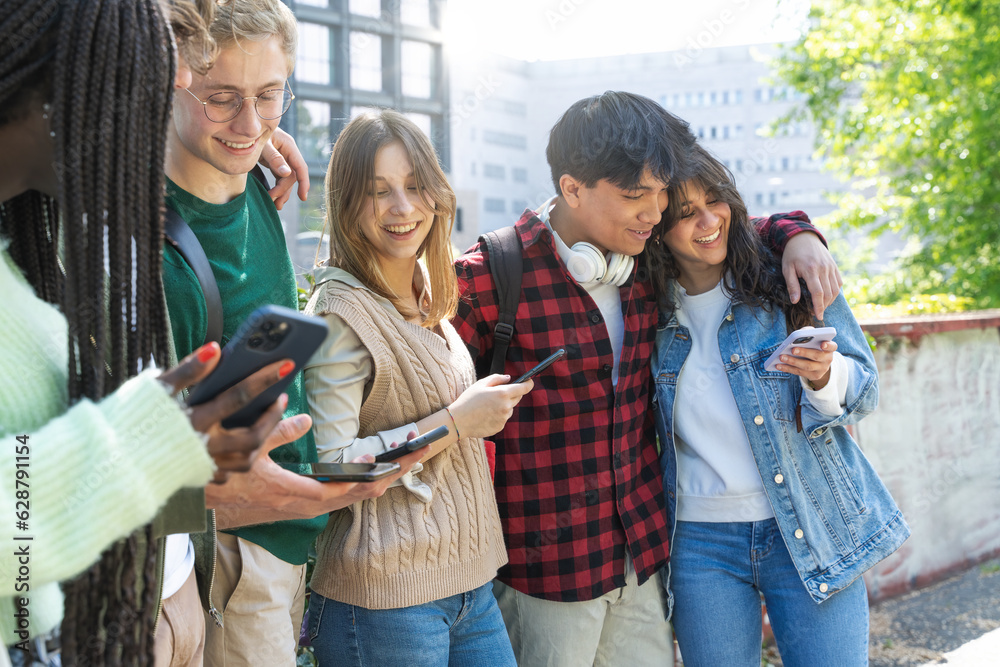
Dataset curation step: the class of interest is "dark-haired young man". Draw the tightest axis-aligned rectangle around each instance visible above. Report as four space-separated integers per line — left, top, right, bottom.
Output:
453 91 840 665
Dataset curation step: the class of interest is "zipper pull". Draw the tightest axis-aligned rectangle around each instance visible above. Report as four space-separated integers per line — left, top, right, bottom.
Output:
209 606 224 628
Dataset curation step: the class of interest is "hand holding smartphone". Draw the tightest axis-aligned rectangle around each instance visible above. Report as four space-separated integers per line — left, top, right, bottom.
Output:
373 425 450 463
186 305 328 428
278 461 400 482
513 348 566 384
763 327 837 372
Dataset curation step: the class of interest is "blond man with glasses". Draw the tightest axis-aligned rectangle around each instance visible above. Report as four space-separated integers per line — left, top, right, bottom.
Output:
161 1 324 665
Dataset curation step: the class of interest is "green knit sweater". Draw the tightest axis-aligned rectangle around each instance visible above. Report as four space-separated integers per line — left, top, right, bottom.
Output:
0 246 214 645
162 177 326 564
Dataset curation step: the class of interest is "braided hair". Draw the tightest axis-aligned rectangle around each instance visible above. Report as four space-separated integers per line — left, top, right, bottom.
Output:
0 0 175 663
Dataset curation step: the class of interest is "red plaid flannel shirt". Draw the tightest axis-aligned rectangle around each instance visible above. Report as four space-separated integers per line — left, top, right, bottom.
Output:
453 209 820 602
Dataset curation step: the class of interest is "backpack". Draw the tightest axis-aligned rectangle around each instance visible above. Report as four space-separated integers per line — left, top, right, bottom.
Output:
478 225 523 377
163 165 270 345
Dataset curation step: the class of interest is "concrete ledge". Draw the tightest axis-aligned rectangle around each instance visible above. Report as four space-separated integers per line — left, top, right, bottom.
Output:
859 309 1000 342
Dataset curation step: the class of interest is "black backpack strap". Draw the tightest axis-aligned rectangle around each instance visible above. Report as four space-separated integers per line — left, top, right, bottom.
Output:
249 164 270 190
164 208 224 345
479 226 523 376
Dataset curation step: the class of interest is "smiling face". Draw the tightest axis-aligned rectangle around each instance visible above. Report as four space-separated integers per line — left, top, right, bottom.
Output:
167 36 289 200
359 139 435 278
557 166 668 256
661 180 731 294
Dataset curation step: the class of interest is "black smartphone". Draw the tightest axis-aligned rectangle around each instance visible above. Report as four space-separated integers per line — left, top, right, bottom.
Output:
278 461 400 482
186 305 329 428
513 348 567 384
373 425 450 463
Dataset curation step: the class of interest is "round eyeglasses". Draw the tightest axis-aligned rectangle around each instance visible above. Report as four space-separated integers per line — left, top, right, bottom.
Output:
183 87 295 123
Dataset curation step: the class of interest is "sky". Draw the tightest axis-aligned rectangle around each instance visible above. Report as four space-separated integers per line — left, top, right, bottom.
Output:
444 0 812 62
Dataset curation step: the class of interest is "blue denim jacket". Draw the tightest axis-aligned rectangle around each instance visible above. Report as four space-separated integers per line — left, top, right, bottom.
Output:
653 290 909 611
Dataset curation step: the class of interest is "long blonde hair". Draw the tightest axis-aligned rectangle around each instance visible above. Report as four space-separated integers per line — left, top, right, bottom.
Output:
323 109 459 328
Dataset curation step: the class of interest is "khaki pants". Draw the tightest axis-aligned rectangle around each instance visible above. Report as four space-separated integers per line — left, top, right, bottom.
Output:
493 556 674 667
203 533 306 667
154 568 205 667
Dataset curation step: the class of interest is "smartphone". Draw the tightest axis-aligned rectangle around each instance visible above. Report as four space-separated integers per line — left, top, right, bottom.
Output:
763 327 837 372
373 425 450 463
186 305 329 428
278 461 400 482
513 348 567 384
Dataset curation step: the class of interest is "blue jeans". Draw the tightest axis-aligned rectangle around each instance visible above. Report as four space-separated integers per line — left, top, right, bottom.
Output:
308 581 516 667
669 519 869 667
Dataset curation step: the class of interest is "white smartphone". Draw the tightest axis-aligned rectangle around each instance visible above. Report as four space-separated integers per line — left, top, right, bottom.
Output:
763 327 837 372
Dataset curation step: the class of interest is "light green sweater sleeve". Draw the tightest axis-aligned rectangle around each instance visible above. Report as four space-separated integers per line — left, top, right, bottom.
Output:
1 369 214 593
0 370 214 643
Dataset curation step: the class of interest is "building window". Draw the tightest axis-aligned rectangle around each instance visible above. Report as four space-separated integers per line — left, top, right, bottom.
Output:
483 130 527 150
734 124 744 139
755 193 764 206
484 99 528 116
401 0 433 27
697 127 705 139
512 200 529 214
781 157 790 171
710 126 717 140
455 207 463 232
722 125 730 140
684 92 692 107
406 112 432 139
349 0 382 18
709 91 717 106
734 89 743 104
722 90 730 105
512 168 528 183
736 159 744 173
296 100 331 164
483 163 506 179
401 41 433 98
769 192 776 205
696 91 705 106
349 32 382 92
484 198 505 214
297 22 331 85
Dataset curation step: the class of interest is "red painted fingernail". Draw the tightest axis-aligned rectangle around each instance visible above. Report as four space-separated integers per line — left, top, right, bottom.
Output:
197 342 220 363
278 361 295 378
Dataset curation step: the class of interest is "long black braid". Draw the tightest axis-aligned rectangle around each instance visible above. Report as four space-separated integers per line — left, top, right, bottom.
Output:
0 0 175 664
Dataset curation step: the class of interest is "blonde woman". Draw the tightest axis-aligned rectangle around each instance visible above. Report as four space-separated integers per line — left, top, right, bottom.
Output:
303 110 529 666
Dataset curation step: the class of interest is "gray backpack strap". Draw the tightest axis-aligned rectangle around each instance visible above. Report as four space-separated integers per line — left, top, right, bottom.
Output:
164 208 223 345
479 226 523 377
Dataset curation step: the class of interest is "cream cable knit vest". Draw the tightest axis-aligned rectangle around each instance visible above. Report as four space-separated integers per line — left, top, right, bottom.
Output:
306 278 507 609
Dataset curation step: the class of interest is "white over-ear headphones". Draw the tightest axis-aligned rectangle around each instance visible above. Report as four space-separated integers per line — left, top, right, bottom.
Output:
565 242 634 287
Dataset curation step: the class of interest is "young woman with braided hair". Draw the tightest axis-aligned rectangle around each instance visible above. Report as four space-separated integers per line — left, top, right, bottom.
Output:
0 0 307 664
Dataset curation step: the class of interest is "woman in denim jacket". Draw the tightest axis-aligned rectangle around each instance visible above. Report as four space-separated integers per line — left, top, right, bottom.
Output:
646 146 910 666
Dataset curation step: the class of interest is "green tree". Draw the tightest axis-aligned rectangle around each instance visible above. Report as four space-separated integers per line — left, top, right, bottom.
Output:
776 0 1000 308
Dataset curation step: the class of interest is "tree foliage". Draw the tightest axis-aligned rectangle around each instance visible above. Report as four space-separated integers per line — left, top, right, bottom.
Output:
776 0 1000 308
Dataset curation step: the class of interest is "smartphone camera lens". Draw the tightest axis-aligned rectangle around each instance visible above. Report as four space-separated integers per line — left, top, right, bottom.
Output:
792 336 814 345
248 333 265 348
266 321 289 346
